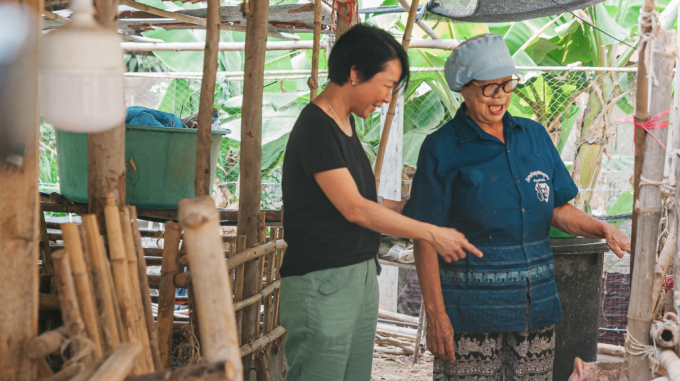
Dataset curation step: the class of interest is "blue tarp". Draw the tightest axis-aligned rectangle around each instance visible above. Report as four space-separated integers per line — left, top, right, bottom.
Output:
125 106 186 128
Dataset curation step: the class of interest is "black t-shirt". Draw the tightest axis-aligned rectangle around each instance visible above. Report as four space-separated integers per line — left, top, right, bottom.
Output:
280 103 380 277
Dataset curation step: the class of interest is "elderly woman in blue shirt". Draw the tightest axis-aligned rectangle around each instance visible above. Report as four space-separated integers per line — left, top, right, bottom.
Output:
403 34 631 381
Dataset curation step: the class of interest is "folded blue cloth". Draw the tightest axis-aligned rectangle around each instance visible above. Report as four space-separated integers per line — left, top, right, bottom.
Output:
125 106 186 128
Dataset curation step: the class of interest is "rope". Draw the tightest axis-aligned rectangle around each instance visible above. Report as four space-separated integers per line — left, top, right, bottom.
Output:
625 332 660 374
60 329 95 367
638 8 662 86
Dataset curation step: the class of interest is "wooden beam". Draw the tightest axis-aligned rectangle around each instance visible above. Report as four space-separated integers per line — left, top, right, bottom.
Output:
238 0 269 377
0 1 41 379
194 0 221 197
627 29 677 381
90 0 126 235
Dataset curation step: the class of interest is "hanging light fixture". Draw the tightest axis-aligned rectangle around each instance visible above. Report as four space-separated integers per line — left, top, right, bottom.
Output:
39 0 125 132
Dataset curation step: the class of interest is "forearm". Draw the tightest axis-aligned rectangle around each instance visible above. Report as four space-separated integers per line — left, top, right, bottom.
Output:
551 203 609 239
414 239 446 315
348 198 435 242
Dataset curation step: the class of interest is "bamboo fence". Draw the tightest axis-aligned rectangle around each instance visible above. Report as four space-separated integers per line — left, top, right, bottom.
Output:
39 198 287 380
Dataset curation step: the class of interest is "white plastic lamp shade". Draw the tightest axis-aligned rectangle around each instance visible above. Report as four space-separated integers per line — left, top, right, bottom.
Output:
39 0 125 133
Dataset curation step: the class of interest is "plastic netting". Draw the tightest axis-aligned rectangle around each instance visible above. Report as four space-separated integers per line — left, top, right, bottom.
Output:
423 0 604 22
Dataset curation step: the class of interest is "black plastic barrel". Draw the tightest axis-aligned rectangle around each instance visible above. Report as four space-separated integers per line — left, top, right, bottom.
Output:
551 238 610 381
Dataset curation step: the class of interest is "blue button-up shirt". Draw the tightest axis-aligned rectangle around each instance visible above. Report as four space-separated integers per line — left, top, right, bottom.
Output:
403 104 578 333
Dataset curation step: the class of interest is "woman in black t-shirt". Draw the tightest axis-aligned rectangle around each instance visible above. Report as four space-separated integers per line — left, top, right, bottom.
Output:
279 25 483 381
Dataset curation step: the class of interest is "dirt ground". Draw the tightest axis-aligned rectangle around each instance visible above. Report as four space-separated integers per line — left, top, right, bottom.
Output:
371 352 434 381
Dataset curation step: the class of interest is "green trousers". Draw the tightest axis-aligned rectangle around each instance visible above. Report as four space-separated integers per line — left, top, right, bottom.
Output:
280 258 379 381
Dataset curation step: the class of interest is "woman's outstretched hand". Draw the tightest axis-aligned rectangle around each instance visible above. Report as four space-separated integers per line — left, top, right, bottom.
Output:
431 227 483 262
604 225 630 258
426 311 456 362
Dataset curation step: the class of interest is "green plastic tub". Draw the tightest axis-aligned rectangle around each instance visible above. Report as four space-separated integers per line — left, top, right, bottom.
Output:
56 125 228 209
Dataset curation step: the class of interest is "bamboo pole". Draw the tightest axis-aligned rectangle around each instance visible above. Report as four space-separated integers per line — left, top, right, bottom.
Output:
659 349 680 381
233 235 246 336
274 229 285 327
262 229 276 333
239 326 286 358
81 215 121 352
395 0 439 39
120 209 154 372
62 223 104 362
129 207 162 371
412 302 425 364
0 1 41 379
308 0 323 100
238 0 269 375
104 194 144 375
653 219 677 314
157 221 181 370
627 29 677 381
373 0 420 193
89 341 143 381
630 0 658 283
123 361 238 381
90 0 126 236
178 196 243 379
194 0 221 197
52 250 90 361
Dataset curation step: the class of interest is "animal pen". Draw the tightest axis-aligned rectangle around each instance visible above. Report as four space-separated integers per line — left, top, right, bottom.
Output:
5 0 680 380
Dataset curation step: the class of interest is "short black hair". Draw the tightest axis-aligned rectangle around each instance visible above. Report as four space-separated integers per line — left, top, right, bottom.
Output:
328 24 410 90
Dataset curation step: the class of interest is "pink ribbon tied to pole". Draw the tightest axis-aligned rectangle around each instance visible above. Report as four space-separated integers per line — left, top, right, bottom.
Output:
615 109 670 154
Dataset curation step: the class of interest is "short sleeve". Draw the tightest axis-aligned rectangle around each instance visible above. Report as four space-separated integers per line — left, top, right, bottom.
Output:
542 129 578 207
295 119 347 177
403 138 451 227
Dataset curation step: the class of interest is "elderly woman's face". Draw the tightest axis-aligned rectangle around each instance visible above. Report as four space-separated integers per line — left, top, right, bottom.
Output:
350 59 402 119
460 76 513 126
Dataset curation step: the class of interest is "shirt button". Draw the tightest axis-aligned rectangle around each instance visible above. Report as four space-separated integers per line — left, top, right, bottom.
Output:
515 176 519 182
507 148 510 152
523 242 526 246
521 208 525 213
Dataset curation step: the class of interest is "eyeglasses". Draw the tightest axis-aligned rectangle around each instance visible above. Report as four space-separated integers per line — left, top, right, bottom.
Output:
471 79 519 97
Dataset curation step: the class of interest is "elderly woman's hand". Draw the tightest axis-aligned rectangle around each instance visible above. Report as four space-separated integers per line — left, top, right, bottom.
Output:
426 310 456 362
604 224 630 258
430 227 484 263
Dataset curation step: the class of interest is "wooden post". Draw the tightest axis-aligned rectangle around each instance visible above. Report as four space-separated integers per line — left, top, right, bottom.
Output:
630 0 657 281
89 0 126 234
373 0 420 194
627 29 677 381
62 223 104 362
308 0 323 101
157 221 181 369
81 215 120 352
194 0 221 196
178 196 243 380
0 1 41 380
233 235 246 336
238 0 268 376
129 207 163 371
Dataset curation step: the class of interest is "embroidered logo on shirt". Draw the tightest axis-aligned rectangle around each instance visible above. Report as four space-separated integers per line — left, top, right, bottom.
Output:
525 171 550 203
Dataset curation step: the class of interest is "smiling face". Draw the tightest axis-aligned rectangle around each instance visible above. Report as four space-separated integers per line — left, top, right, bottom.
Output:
460 75 513 128
349 59 402 119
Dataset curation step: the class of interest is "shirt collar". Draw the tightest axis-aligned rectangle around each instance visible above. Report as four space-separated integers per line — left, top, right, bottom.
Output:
452 102 525 145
